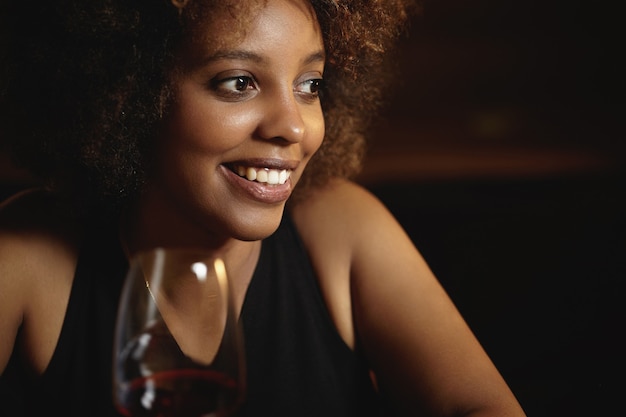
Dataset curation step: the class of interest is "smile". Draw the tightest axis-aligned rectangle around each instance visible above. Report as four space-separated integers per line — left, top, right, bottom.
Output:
233 165 292 185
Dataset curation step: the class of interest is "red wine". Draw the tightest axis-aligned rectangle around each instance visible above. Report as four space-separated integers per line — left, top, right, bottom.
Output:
116 368 240 417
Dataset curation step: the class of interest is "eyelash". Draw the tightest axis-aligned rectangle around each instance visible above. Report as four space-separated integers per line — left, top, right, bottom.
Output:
209 76 254 99
210 76 324 101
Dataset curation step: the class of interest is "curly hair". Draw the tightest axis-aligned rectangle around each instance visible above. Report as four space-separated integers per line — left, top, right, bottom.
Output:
0 0 417 213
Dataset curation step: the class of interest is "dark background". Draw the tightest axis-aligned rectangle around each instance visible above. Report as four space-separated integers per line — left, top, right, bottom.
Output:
1 0 624 415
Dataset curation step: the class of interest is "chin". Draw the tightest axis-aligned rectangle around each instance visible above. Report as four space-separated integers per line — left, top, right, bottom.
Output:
229 208 285 242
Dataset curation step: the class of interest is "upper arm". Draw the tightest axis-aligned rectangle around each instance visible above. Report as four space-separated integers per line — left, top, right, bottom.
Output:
346 190 497 414
293 179 525 416
0 190 36 373
0 189 79 375
0 230 28 373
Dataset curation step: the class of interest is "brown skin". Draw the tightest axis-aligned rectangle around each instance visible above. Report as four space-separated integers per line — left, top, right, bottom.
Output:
0 189 78 375
292 179 526 416
0 1 526 416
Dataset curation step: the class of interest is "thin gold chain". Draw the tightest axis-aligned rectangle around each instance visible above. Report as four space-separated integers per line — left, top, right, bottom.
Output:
145 280 157 302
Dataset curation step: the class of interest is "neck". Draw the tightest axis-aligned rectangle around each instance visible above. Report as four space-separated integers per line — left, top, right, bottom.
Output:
118 206 262 319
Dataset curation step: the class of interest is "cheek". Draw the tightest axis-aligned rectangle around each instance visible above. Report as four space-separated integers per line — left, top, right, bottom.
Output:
164 94 255 155
303 108 325 158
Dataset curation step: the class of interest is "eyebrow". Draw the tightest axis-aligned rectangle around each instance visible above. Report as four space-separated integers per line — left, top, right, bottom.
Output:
203 49 326 66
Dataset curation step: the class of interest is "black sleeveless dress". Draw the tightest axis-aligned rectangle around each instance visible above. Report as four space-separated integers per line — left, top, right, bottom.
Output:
1 214 384 417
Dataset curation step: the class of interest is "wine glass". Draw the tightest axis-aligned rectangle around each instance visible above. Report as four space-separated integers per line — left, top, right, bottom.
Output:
113 248 245 417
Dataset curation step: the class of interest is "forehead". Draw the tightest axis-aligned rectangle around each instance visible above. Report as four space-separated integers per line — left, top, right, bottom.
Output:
182 0 320 54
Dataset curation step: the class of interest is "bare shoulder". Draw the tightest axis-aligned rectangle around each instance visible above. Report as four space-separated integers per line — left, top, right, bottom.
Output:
290 177 426 306
290 178 397 242
290 178 417 271
0 188 82 374
291 179 526 415
289 178 411 348
0 188 82 256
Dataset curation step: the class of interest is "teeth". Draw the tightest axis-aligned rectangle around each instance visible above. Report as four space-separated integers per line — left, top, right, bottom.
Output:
256 169 268 183
234 165 291 185
245 167 257 181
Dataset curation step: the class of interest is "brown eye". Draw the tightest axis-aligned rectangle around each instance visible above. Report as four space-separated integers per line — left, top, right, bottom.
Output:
233 77 251 91
296 78 324 96
218 76 255 92
210 75 258 100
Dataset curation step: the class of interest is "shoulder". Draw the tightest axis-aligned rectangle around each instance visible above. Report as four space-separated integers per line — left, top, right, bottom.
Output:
0 187 83 288
0 187 83 254
290 178 395 242
292 180 526 416
0 188 82 373
290 178 413 265
289 178 415 348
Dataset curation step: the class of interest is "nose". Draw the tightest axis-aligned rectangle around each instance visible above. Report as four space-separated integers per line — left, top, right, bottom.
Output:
256 91 306 143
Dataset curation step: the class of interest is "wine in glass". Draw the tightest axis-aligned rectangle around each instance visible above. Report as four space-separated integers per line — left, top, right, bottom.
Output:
113 248 245 417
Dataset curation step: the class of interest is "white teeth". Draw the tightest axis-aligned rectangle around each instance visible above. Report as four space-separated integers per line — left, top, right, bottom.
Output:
245 167 257 181
256 169 268 183
234 165 291 185
268 170 279 185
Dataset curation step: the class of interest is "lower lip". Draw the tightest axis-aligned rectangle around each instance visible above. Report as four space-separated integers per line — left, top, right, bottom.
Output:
220 165 293 204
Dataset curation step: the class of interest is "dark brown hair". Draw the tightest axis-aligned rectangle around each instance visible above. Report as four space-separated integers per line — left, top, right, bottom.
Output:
0 0 417 212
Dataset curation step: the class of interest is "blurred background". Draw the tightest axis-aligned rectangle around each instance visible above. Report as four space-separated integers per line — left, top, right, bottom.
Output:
360 0 623 184
1 0 624 415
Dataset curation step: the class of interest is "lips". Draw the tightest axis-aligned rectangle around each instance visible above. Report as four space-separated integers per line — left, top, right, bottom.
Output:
221 162 295 204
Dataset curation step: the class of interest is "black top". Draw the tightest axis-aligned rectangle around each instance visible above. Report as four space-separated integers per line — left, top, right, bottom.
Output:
1 214 384 416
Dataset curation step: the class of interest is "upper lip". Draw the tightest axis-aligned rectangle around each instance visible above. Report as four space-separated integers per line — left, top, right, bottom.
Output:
224 157 299 171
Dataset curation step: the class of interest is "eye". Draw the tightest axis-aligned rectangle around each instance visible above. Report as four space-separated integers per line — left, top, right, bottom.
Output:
296 78 324 98
222 76 254 92
210 75 258 99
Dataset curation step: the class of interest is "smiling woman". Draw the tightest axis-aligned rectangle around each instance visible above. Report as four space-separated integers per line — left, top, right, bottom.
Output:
0 1 527 417
0 0 411 212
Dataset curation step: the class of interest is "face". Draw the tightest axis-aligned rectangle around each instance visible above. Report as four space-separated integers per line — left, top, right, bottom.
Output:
140 0 325 245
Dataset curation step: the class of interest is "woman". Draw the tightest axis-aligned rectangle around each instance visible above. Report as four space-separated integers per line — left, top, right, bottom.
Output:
0 0 527 416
